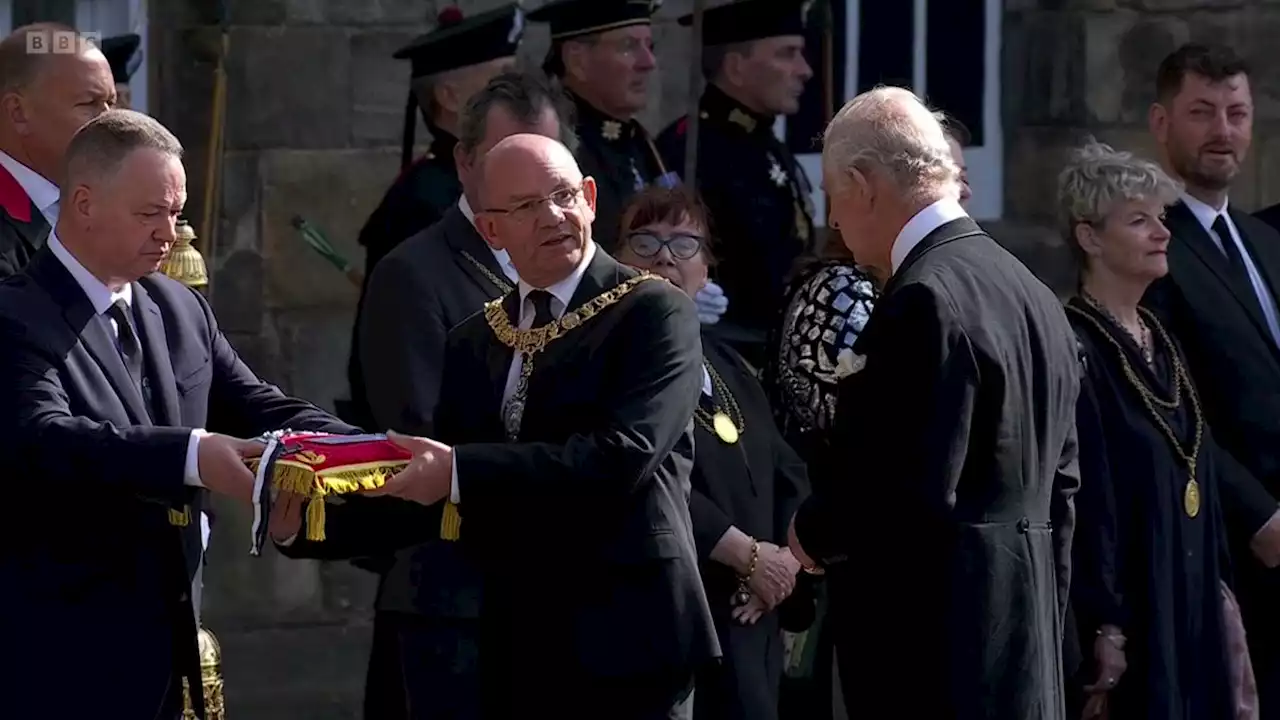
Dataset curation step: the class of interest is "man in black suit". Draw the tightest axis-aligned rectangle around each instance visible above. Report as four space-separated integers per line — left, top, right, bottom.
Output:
1143 43 1280 714
0 110 353 719
0 23 116 278
275 134 719 718
787 87 1080 719
349 70 571 720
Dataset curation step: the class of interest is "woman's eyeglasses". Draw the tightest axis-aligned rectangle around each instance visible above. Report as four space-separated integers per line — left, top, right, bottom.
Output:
625 232 704 260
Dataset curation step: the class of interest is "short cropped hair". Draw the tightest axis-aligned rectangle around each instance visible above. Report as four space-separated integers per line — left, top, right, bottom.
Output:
1156 43 1249 103
1057 139 1181 259
458 69 578 157
823 86 958 203
0 23 84 95
701 41 754 81
62 109 183 198
619 185 716 261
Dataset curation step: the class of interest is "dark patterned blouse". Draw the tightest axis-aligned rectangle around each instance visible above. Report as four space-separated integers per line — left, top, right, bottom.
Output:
767 260 877 438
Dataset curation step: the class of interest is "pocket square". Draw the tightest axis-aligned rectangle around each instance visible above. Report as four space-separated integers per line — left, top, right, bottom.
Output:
834 349 866 379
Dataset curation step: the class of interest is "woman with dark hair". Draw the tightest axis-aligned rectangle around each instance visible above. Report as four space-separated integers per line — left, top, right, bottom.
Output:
1059 139 1256 719
615 186 815 720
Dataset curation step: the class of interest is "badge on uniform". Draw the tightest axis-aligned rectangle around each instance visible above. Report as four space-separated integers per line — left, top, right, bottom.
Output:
769 161 788 187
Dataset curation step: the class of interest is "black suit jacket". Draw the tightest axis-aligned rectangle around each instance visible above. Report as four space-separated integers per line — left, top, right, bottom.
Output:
0 164 50 278
356 204 511 615
0 248 352 720
794 218 1081 719
1145 202 1280 539
294 249 721 710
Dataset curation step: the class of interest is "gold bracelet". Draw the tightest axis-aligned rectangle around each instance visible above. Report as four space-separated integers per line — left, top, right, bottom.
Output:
733 539 759 607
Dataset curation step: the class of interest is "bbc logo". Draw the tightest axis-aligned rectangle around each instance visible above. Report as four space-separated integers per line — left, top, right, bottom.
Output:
25 30 100 55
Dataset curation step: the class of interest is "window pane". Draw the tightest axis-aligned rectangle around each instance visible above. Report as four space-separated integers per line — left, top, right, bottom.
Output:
858 0 914 92
925 0 985 146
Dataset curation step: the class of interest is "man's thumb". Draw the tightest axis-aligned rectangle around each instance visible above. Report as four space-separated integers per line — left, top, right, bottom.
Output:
387 430 428 452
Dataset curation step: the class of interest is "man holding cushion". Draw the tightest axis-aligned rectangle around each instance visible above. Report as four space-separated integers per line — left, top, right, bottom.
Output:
0 109 355 720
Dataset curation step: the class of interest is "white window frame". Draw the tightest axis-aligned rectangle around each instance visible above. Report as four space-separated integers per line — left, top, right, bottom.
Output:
779 0 1004 223
0 0 147 112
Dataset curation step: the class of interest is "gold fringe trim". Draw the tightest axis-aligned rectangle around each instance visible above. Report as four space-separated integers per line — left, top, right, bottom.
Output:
244 459 408 542
169 505 192 527
440 501 461 541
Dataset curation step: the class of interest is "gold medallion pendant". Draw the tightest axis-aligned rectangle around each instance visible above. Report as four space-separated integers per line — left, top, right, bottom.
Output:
713 412 739 444
1185 477 1201 518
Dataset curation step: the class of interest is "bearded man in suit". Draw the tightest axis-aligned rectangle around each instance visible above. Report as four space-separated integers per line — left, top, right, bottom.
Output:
0 109 354 720
0 23 116 277
787 86 1081 719
274 133 719 719
1143 43 1280 716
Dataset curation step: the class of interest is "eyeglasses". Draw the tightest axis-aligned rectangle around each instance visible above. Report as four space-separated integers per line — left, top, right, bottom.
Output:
625 232 704 260
483 185 583 222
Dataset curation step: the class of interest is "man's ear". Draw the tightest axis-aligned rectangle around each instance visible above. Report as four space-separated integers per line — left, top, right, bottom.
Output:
1149 101 1169 146
581 176 598 213
562 41 591 85
454 142 471 178
2 92 29 136
476 213 503 250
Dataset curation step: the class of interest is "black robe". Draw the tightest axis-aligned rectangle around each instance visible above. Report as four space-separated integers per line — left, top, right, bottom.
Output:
1066 298 1236 719
689 333 811 720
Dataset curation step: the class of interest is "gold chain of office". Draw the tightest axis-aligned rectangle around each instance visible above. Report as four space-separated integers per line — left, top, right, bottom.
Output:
484 272 660 355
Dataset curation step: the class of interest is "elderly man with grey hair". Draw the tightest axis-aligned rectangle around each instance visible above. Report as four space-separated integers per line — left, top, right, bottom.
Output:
785 86 1082 719
0 109 354 719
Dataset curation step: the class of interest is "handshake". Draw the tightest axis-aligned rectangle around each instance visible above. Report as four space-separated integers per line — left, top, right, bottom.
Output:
193 430 455 549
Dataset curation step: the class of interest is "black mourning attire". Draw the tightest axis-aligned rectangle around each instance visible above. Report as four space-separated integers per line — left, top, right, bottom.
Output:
689 333 812 720
527 0 672 251
792 211 1082 719
656 0 817 358
282 248 721 718
346 3 524 428
1065 297 1237 719
1145 198 1280 713
349 202 515 720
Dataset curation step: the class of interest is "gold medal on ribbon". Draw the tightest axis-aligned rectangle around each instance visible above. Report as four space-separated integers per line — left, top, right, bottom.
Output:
713 412 739 444
1185 477 1201 518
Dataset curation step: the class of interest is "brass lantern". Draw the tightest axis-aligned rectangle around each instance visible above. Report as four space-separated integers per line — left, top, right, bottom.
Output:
182 627 227 719
162 218 210 289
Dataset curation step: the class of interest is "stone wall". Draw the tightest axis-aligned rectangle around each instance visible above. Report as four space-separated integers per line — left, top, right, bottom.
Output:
147 0 1280 716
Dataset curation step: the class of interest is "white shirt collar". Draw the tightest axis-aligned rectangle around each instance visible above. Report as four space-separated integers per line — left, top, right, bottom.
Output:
517 240 597 321
0 150 59 222
1180 191 1230 233
48 232 131 314
458 195 518 284
890 198 969 274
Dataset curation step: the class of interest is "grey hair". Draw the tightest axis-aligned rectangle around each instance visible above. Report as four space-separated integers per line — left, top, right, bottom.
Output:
1057 139 1181 250
822 86 959 203
458 70 579 158
62 109 182 198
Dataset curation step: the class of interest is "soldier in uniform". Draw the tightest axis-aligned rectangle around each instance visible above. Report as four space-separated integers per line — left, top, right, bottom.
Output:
657 0 816 364
99 33 141 110
346 3 524 428
527 0 677 250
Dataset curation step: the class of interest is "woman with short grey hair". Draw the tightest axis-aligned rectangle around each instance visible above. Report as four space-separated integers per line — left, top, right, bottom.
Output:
1061 140 1256 719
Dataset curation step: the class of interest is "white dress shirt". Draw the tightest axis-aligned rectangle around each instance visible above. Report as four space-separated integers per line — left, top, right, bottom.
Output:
458 195 519 284
48 233 207 488
0 150 60 224
449 240 599 503
1180 192 1280 347
890 198 969 275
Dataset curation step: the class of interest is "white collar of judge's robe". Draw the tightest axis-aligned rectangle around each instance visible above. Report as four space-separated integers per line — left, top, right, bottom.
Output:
49 231 132 314
890 197 969 275
0 150 60 224
458 194 519 284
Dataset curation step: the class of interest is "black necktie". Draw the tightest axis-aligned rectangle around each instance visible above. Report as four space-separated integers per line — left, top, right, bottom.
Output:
1213 215 1247 270
528 289 556 329
106 298 144 391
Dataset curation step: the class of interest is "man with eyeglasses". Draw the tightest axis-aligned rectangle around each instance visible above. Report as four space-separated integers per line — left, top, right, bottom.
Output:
527 0 677 252
270 133 719 718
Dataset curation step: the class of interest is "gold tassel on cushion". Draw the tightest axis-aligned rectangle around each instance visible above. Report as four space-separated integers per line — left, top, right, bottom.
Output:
440 501 461 541
306 496 327 542
169 505 192 527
